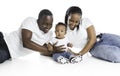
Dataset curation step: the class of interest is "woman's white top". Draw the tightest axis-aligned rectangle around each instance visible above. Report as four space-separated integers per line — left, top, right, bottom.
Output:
3 17 53 59
66 18 93 52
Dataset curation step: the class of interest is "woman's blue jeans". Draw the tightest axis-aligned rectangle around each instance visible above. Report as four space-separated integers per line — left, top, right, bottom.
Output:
90 33 120 63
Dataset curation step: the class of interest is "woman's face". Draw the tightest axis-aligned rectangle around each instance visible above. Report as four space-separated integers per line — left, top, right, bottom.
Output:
68 13 81 30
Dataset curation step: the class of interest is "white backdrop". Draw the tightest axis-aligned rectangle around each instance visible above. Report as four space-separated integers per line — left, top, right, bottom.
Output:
0 0 120 34
0 0 120 76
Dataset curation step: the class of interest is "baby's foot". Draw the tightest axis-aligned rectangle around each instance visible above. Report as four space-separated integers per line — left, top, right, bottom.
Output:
57 56 69 64
70 55 82 64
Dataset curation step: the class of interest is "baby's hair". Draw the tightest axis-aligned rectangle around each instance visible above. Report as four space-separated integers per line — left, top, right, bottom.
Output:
55 22 67 31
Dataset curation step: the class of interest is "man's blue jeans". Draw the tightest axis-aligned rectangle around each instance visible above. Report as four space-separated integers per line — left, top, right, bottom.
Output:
90 33 120 63
0 32 11 63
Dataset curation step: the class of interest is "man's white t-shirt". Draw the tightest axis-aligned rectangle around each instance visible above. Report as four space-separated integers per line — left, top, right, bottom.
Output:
66 18 93 52
50 37 70 51
3 17 53 59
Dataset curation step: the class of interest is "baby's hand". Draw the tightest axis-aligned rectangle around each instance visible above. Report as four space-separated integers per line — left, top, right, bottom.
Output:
67 43 73 47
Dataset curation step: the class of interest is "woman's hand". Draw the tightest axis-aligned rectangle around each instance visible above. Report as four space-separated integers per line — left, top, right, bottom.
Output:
52 42 66 53
72 51 82 56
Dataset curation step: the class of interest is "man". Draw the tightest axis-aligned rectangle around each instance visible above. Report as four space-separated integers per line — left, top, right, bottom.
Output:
22 9 53 56
0 9 53 63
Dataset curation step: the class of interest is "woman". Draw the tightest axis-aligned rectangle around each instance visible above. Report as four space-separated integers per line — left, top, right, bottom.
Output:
65 6 96 56
65 6 120 63
0 9 53 63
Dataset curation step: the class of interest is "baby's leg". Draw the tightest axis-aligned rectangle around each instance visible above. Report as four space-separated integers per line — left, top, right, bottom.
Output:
52 52 69 64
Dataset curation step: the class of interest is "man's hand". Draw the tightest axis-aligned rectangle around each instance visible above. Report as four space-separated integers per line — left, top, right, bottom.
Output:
47 43 53 52
67 43 73 47
52 42 66 53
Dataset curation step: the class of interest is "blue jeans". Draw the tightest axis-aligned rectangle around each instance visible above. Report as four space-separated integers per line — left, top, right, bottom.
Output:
0 32 11 63
90 33 120 63
52 51 73 61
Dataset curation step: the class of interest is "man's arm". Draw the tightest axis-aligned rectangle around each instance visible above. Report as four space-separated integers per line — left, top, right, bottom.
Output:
22 29 51 55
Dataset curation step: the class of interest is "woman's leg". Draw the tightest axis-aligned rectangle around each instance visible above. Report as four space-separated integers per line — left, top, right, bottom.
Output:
90 44 120 63
99 33 120 47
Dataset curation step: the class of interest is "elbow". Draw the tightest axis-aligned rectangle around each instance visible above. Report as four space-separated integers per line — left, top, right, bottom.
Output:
23 42 27 48
93 36 97 43
22 40 30 48
89 36 97 45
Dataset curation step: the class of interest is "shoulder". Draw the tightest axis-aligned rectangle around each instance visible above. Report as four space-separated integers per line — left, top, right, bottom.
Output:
81 17 93 29
22 17 36 23
21 17 37 26
21 17 37 31
24 17 36 21
49 37 57 44
64 36 69 40
81 18 91 23
49 30 53 35
50 37 57 41
63 37 69 43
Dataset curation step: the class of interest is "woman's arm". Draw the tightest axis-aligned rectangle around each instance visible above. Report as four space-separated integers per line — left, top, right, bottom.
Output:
22 29 51 56
79 25 96 55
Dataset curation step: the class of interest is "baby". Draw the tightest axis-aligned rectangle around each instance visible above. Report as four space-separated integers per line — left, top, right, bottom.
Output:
48 22 82 64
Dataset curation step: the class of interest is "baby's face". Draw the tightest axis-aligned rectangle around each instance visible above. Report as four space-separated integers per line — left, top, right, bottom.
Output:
55 25 66 39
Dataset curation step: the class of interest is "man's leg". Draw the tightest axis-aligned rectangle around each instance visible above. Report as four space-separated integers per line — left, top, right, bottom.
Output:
0 32 11 63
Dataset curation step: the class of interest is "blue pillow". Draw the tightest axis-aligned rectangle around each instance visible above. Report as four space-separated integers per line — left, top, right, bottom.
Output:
90 44 120 63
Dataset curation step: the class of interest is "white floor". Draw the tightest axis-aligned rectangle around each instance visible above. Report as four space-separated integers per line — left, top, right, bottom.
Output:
0 52 120 76
0 0 120 76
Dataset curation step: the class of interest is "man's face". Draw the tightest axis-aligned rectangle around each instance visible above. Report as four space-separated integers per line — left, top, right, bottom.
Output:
38 15 53 33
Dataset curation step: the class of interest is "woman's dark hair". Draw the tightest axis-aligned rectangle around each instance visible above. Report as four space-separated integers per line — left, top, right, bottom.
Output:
65 6 82 30
38 9 53 20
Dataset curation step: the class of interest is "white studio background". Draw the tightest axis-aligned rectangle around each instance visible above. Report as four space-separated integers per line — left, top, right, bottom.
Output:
0 0 120 34
0 0 120 76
